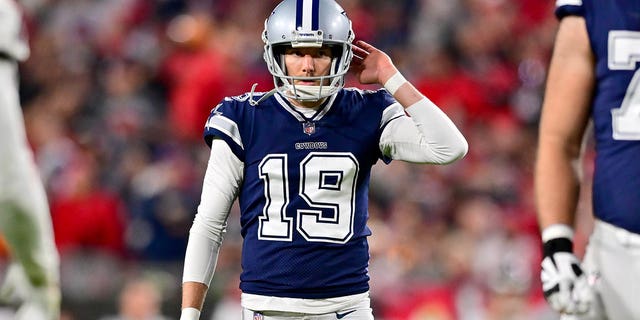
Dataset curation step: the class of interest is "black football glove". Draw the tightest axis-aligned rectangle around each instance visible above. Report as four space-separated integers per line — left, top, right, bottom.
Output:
540 225 592 314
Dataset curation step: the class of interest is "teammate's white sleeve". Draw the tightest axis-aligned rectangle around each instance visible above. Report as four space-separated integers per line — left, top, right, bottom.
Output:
379 98 468 164
182 139 244 284
0 3 60 315
0 0 29 61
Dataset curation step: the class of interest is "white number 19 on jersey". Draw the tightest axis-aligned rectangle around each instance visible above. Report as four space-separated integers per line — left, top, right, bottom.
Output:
258 152 358 244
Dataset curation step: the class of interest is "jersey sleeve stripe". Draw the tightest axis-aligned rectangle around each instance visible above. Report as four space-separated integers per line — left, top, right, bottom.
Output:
205 115 244 150
379 102 405 129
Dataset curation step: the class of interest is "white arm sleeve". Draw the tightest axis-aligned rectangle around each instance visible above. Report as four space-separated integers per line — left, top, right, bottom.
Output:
380 98 468 164
182 139 244 284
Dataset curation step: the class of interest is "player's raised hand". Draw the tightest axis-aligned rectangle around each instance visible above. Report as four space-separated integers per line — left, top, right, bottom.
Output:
351 40 398 86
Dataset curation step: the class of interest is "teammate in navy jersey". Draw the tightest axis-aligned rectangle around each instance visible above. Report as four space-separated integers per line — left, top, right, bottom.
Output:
536 0 640 318
179 0 467 319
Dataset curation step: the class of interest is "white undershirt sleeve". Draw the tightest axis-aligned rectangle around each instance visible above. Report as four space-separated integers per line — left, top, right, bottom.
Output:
182 139 244 285
380 98 468 164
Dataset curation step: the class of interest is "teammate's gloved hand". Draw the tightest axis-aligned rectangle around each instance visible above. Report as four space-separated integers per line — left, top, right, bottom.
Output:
540 225 592 314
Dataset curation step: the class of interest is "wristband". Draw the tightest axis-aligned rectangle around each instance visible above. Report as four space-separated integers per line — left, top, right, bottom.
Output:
543 237 574 257
383 72 407 95
541 224 574 242
180 307 201 320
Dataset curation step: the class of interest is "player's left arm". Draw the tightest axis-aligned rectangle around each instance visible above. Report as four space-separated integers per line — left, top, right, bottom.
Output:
352 40 468 164
181 139 244 320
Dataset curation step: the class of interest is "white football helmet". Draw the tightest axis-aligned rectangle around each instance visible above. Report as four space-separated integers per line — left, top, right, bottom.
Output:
262 0 355 101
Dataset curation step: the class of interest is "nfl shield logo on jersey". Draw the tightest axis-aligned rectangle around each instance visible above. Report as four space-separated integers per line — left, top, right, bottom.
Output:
253 312 264 320
303 121 316 135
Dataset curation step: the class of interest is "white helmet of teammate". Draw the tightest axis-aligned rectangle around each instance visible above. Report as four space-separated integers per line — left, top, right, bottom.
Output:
262 0 355 101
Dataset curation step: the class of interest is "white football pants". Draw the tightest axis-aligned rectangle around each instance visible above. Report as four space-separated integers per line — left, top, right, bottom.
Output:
241 296 374 320
562 220 640 320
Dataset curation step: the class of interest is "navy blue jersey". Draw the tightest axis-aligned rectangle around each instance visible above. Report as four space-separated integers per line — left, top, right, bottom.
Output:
203 88 402 298
557 1 640 233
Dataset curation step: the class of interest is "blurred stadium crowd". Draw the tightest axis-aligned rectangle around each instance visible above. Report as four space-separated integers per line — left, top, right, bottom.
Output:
0 0 597 319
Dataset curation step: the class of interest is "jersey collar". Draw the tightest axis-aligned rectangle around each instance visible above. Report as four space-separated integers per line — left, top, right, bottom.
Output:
274 91 338 123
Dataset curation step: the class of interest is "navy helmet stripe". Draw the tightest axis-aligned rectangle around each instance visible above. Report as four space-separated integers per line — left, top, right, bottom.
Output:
295 0 321 30
296 0 304 29
311 0 319 30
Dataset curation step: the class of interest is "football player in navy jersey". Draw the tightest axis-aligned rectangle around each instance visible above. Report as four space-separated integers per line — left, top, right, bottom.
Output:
179 0 467 319
0 0 60 319
536 0 640 319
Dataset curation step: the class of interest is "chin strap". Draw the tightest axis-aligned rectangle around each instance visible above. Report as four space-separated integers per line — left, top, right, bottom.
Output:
290 84 334 101
248 83 278 106
248 83 337 106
